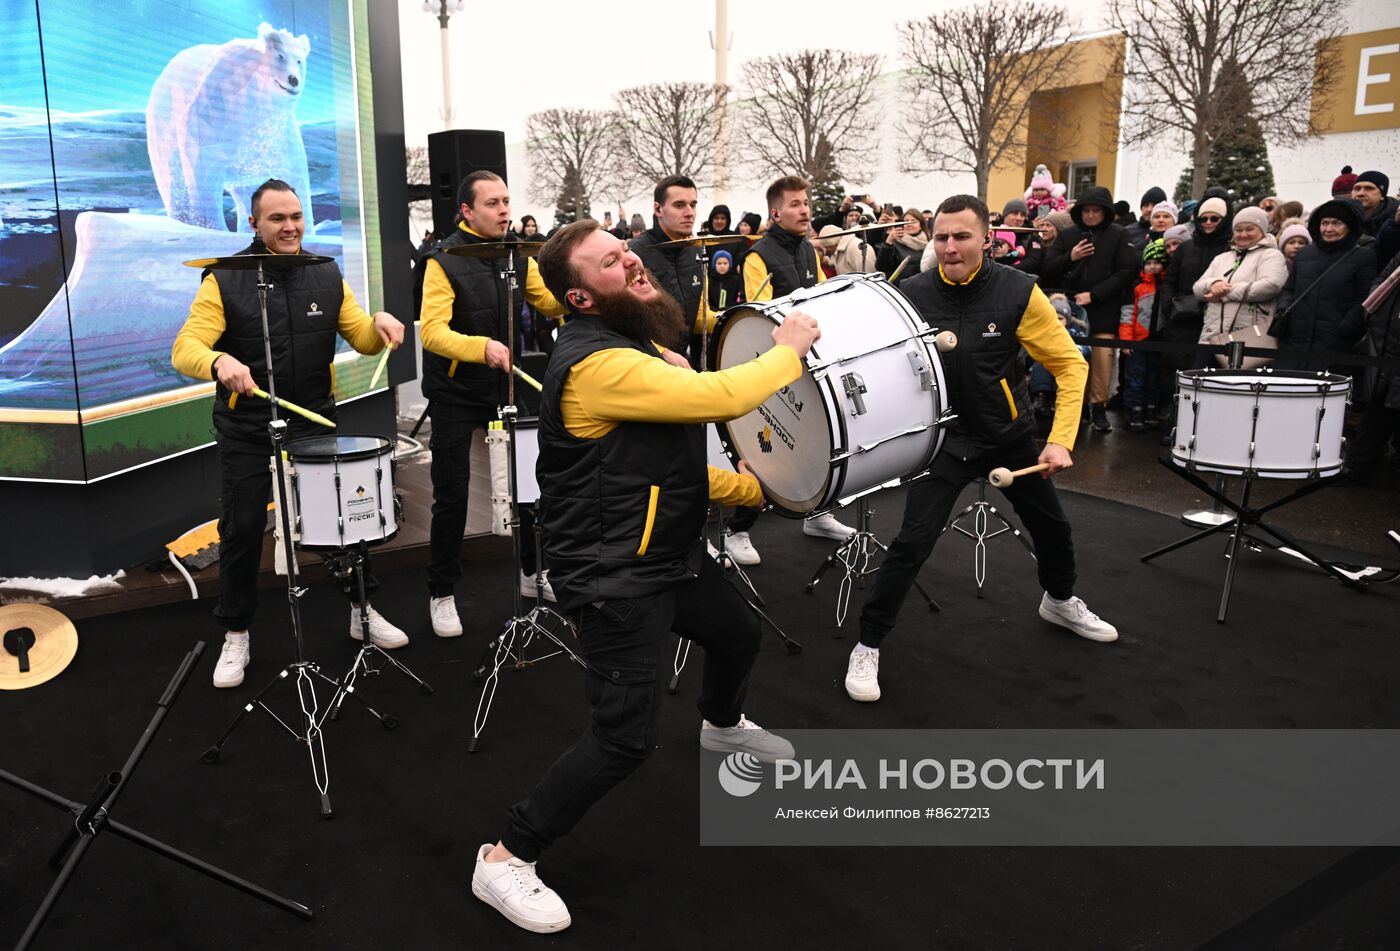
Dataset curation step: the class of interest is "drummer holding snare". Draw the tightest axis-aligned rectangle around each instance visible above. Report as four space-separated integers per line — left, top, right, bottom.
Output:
845 194 1119 704
172 178 408 689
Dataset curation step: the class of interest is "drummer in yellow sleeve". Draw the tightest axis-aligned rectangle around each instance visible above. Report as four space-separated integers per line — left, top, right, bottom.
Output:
418 171 570 638
168 178 409 691
471 220 817 935
845 194 1118 707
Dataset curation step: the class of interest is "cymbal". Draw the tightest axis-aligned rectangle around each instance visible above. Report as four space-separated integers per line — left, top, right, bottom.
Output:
653 233 755 250
443 241 545 260
0 603 78 691
184 252 335 270
821 221 901 239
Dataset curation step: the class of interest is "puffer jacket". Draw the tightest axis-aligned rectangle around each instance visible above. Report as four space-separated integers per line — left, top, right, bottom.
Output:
1192 234 1288 342
1274 198 1378 369
1042 186 1138 334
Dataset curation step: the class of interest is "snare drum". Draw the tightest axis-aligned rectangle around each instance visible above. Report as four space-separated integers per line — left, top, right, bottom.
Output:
1171 369 1349 479
712 273 948 515
285 434 399 550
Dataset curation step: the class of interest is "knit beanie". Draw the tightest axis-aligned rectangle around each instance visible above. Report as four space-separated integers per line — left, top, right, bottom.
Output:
1151 201 1179 223
1332 165 1358 197
1142 238 1167 264
711 249 734 268
1046 210 1073 232
1197 197 1228 219
1233 207 1270 233
1003 198 1030 218
1163 224 1191 243
1278 223 1311 248
1140 186 1168 207
1030 164 1054 190
1356 170 1390 195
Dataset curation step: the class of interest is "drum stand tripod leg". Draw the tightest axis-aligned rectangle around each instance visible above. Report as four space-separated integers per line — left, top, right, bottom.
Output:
806 496 939 629
941 478 1036 598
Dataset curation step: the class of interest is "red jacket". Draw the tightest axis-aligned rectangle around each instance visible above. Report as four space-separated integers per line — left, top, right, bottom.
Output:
1118 270 1160 342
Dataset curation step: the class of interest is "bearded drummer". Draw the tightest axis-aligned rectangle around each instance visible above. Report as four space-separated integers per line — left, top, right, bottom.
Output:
470 219 816 934
170 178 408 690
844 194 1119 704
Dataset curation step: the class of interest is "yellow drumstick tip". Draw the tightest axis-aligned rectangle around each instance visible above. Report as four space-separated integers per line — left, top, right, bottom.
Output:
250 387 336 429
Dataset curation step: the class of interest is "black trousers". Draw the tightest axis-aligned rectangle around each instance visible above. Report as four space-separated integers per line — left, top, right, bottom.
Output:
499 555 760 862
427 404 542 594
857 435 1077 647
213 439 375 632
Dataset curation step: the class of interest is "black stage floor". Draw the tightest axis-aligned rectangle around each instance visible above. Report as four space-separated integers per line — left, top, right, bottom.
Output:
3 488 1398 950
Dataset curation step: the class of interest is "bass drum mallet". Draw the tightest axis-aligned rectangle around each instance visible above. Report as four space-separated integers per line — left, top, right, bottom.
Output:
987 462 1050 489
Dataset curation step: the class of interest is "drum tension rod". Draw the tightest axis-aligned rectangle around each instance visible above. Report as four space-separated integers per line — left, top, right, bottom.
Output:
841 373 868 416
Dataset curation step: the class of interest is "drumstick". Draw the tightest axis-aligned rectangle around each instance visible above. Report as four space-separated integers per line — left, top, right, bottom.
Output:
753 273 773 299
512 365 543 392
368 344 395 389
889 257 911 283
987 462 1049 488
249 387 336 429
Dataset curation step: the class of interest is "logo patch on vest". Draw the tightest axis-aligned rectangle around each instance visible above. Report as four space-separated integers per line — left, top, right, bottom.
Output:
306 301 322 318
982 321 1002 338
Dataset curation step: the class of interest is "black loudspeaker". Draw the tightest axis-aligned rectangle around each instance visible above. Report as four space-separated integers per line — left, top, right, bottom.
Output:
428 129 508 237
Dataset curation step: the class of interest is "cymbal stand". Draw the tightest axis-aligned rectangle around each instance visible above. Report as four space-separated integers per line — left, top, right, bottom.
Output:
468 244 585 753
671 240 799 693
201 257 370 819
327 539 434 723
941 477 1038 597
1 643 311 951
806 494 942 630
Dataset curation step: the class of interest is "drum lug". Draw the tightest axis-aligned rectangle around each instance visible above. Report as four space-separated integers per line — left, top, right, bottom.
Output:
841 372 868 416
907 351 933 391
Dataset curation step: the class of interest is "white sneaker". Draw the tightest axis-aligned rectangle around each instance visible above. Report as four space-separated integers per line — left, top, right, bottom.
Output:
699 715 795 762
520 571 557 603
804 512 857 541
724 531 760 566
350 605 410 649
429 595 463 638
212 632 250 689
471 843 571 934
844 647 881 702
1038 593 1119 643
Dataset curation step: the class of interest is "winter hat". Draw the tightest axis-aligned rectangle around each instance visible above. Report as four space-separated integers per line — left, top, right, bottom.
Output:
1046 210 1073 233
1140 186 1168 208
1151 201 1179 223
1356 170 1390 195
1197 197 1228 219
1180 199 1200 220
1331 165 1358 197
1233 207 1270 233
1114 200 1132 218
1003 198 1030 218
1142 238 1167 264
711 249 734 269
817 224 843 251
1030 165 1054 190
740 212 763 233
1163 224 1192 244
1278 223 1311 248
629 213 646 232
1050 295 1073 319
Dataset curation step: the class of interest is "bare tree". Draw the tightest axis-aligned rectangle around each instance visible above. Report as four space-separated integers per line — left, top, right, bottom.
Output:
525 108 625 218
404 145 430 187
738 49 883 186
1107 0 1345 198
613 82 727 193
897 1 1082 201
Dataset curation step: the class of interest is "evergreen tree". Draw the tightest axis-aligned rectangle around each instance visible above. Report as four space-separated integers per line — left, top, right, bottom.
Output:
553 162 591 228
808 134 845 218
1171 57 1276 207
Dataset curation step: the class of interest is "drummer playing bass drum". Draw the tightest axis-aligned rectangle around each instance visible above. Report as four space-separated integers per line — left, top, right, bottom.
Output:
844 194 1120 704
171 178 409 690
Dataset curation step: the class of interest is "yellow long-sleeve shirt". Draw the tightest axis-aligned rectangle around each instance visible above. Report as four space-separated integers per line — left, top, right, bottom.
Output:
419 224 566 364
742 239 826 302
561 342 804 507
1016 287 1088 451
171 273 384 382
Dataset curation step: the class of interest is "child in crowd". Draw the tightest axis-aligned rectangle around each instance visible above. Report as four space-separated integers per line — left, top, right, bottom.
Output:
1119 239 1167 432
1030 294 1090 417
1278 223 1311 275
1024 164 1068 218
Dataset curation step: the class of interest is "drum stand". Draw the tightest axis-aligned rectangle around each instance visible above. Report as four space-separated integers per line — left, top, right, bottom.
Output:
468 248 585 754
201 258 375 819
1140 458 1370 622
806 495 942 629
941 477 1037 597
326 540 434 723
1 644 312 951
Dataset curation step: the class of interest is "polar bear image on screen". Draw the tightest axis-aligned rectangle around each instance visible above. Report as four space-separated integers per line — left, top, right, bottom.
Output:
146 22 314 234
